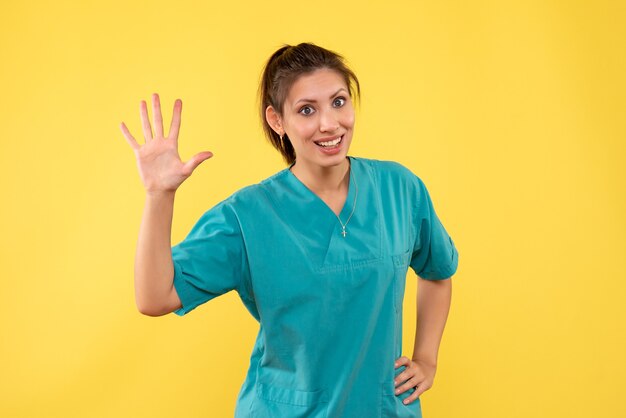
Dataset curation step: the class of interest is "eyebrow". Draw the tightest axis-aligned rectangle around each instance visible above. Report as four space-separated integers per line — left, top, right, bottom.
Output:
294 88 349 106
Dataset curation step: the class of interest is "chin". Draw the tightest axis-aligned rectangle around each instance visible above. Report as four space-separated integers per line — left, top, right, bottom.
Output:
318 147 350 162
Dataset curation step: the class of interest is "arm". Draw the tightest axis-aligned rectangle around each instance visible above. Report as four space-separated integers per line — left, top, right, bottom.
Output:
412 276 452 365
394 276 452 404
394 173 458 403
121 94 213 317
134 190 182 316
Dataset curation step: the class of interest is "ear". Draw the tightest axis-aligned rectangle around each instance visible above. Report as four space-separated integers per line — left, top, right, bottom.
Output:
265 105 284 137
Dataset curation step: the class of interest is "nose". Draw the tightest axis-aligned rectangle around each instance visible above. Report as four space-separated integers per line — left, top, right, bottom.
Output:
319 108 339 133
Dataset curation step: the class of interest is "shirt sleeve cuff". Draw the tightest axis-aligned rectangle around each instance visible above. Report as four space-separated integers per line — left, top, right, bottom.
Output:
171 259 195 316
416 242 459 280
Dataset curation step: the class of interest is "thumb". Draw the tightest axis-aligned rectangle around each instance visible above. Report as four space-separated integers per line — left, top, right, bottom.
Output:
182 151 213 176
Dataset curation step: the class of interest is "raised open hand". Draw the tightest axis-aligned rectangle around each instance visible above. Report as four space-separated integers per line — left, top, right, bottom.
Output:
120 93 213 194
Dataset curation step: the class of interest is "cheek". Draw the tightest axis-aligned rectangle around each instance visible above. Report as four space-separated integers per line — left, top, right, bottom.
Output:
341 112 355 129
339 104 356 126
294 120 318 138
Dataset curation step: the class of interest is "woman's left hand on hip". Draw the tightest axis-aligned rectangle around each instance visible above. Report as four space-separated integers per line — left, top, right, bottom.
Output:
393 356 437 404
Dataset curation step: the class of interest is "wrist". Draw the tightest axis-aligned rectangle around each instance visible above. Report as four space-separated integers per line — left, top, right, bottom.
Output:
146 189 176 199
412 355 438 367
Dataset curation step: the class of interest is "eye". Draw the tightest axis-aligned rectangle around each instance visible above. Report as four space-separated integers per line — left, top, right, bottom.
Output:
333 96 347 107
298 105 314 116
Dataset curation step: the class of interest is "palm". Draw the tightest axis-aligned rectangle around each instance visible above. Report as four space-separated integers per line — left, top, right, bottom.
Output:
135 138 187 191
120 93 213 193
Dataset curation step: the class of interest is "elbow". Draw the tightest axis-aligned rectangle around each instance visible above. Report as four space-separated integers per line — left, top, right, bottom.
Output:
137 306 163 317
136 298 167 317
137 303 158 317
134 277 180 317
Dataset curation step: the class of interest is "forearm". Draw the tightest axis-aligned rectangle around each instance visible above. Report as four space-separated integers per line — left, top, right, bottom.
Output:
134 190 176 315
412 277 452 365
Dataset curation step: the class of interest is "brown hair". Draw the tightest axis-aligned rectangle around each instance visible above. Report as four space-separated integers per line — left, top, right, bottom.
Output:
257 42 361 165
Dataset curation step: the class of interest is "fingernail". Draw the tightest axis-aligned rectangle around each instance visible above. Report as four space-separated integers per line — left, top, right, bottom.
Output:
403 399 409 404
395 389 400 394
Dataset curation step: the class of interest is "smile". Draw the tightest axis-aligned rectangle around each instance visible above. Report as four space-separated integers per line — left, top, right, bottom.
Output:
314 135 343 148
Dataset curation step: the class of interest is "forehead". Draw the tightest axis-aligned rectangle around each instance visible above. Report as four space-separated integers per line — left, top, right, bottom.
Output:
285 68 347 102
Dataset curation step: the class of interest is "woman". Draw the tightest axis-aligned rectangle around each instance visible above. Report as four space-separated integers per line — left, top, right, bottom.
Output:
120 42 459 418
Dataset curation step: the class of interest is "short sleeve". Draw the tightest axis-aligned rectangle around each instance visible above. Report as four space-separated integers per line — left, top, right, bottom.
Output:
170 198 250 316
409 176 459 280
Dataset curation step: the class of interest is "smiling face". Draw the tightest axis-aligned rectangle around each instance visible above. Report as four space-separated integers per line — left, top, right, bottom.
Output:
268 68 355 170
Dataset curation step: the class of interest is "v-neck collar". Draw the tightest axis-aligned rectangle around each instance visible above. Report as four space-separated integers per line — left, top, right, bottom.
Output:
285 156 356 222
265 155 383 271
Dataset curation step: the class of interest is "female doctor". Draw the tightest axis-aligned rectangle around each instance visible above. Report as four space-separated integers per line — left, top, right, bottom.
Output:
120 42 458 418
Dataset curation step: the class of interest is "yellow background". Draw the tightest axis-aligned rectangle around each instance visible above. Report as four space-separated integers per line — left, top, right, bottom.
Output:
1 0 624 417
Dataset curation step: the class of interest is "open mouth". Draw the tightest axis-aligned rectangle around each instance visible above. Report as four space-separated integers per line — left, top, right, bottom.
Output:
314 135 344 148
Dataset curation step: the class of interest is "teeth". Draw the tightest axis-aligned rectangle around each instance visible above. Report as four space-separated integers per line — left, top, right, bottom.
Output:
317 136 342 147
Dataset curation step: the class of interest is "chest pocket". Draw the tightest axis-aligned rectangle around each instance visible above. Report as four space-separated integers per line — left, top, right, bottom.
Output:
391 248 412 313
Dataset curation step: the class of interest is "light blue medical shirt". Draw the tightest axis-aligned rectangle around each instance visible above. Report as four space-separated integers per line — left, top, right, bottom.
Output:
171 156 459 418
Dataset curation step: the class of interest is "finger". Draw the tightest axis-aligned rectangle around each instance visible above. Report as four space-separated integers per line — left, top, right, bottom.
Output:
402 387 423 405
120 122 140 151
152 93 164 138
395 356 410 368
168 98 182 140
139 100 153 142
393 358 412 385
408 382 432 402
396 375 420 395
394 371 408 387
182 151 214 176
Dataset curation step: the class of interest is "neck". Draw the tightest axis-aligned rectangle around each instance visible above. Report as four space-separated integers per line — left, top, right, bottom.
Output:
290 157 351 195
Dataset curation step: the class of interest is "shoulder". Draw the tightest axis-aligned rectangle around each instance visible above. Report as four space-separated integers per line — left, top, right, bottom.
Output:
352 156 423 188
222 183 267 212
219 167 289 214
